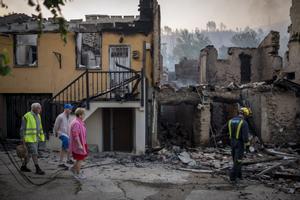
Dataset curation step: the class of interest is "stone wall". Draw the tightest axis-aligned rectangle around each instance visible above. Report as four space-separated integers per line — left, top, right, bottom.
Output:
175 59 199 85
199 31 282 86
285 0 300 84
242 88 300 144
193 104 211 146
152 0 161 86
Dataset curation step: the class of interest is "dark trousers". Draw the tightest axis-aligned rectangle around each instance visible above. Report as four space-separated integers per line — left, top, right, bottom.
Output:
230 141 244 181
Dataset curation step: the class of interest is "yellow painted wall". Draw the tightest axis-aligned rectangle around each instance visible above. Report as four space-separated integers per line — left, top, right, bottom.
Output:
101 32 153 84
0 33 81 94
0 31 154 95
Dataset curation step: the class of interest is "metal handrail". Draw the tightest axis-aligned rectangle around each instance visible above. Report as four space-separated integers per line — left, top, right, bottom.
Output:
49 69 143 108
49 70 87 102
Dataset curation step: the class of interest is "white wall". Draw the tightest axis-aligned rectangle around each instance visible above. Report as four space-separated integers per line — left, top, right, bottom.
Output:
134 107 146 154
85 108 103 152
85 104 146 154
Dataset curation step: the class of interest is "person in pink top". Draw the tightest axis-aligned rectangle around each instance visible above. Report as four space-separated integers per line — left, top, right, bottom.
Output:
69 107 88 179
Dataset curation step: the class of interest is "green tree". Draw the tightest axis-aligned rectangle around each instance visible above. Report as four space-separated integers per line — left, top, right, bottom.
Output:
206 21 216 32
173 29 211 60
231 27 260 48
220 22 226 31
163 26 172 36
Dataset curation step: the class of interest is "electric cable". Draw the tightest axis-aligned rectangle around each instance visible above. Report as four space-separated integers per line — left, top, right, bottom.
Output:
0 141 65 187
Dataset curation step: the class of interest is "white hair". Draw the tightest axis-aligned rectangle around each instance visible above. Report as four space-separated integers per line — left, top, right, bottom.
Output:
31 103 41 111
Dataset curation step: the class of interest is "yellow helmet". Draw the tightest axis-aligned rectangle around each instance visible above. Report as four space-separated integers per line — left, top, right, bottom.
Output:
239 107 251 117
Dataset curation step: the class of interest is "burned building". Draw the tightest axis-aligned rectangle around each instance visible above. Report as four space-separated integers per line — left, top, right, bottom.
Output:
196 1 300 145
157 0 300 147
199 31 282 86
284 0 300 84
175 58 199 86
0 0 161 154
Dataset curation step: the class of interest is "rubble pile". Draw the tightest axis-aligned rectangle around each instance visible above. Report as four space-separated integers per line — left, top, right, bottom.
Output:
1 140 299 194
159 122 192 147
144 144 300 194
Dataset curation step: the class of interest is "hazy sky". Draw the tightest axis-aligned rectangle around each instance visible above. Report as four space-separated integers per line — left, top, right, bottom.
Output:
0 0 292 30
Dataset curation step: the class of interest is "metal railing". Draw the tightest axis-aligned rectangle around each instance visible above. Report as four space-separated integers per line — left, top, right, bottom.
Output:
48 68 143 109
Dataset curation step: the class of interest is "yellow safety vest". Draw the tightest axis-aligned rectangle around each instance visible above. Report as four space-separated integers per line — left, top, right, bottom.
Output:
24 112 45 143
228 119 244 140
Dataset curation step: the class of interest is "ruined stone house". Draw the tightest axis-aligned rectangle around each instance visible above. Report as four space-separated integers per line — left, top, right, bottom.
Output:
174 58 199 86
0 0 161 154
157 0 300 147
196 0 300 145
199 31 282 86
284 0 300 84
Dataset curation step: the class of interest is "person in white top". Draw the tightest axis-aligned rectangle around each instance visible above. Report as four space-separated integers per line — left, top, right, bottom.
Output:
53 104 74 168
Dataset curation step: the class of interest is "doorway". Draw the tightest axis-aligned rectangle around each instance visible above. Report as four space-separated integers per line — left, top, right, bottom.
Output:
103 108 134 152
239 53 252 84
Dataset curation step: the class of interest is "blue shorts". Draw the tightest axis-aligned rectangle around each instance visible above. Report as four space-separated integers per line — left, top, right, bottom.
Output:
59 135 69 150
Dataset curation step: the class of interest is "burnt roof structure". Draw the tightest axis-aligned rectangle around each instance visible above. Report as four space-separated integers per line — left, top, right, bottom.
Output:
0 0 157 35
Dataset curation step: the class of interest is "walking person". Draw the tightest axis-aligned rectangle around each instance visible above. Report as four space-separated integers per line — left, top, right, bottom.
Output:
69 108 88 179
225 107 251 183
20 103 45 175
53 103 74 168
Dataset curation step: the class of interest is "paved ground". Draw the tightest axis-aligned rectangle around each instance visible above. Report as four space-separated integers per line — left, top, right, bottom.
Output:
0 149 299 200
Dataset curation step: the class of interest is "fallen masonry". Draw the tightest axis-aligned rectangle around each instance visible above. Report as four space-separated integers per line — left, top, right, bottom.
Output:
157 79 300 148
0 141 299 200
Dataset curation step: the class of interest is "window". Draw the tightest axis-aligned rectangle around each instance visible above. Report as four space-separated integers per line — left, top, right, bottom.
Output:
239 53 252 84
286 72 295 80
15 34 37 66
76 33 101 69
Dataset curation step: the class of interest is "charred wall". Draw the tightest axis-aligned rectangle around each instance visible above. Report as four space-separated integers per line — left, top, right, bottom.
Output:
175 58 199 85
199 31 282 86
242 87 300 144
159 103 196 147
285 0 300 84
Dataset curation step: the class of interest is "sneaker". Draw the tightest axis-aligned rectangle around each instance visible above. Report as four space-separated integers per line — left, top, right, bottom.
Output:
71 170 86 180
66 160 74 164
20 166 31 172
77 173 86 180
58 163 68 168
73 174 80 180
70 167 78 176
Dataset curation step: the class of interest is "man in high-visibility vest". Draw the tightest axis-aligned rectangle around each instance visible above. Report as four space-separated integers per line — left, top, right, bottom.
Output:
20 103 45 175
226 107 251 182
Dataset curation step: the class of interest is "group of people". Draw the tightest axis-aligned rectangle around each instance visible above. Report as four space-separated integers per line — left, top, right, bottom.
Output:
19 102 251 183
20 103 88 179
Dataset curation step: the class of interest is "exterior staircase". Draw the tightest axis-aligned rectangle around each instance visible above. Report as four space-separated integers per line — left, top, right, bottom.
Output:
44 65 144 131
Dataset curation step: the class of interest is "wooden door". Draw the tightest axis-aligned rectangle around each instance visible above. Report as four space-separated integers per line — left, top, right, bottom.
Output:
103 108 133 152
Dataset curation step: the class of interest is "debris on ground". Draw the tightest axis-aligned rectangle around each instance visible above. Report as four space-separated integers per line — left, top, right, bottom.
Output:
144 143 300 194
1 140 299 195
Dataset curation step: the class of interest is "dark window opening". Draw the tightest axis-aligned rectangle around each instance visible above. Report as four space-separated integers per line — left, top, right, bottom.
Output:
286 72 295 80
15 34 38 66
239 53 252 84
76 33 101 69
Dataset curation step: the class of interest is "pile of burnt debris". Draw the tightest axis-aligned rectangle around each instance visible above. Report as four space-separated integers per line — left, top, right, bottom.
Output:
143 141 300 194
159 122 192 147
1 140 299 194
88 140 300 194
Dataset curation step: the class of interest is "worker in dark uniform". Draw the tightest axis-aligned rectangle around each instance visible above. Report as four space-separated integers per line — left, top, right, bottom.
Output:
226 107 251 182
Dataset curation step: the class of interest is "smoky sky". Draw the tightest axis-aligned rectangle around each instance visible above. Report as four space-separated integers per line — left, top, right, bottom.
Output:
0 0 292 30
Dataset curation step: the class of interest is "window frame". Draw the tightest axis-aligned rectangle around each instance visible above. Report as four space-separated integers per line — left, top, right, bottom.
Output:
13 34 38 68
75 32 102 70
